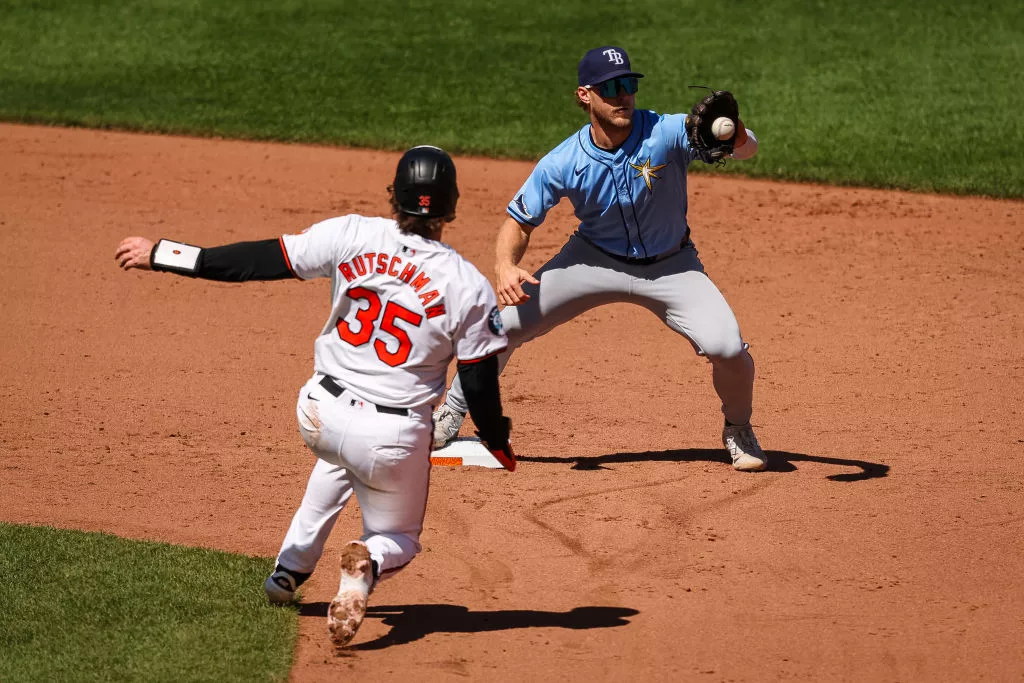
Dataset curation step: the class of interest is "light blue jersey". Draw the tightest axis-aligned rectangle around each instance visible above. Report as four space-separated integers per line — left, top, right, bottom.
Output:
507 109 699 260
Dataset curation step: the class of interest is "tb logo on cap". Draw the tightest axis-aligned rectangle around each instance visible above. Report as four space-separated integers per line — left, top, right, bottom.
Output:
602 49 624 65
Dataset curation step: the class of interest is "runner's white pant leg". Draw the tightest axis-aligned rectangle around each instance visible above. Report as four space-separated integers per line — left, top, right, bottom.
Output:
277 376 433 579
340 407 433 579
275 456 355 574
445 235 630 413
274 377 357 573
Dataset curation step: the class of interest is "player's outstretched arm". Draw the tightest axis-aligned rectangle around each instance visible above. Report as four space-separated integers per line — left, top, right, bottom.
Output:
494 217 539 307
115 236 295 281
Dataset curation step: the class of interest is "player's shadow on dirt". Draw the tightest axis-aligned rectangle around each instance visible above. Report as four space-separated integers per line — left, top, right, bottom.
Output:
298 603 638 650
519 448 888 482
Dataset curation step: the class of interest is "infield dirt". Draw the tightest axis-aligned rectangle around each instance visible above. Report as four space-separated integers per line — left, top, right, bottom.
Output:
1 123 1022 681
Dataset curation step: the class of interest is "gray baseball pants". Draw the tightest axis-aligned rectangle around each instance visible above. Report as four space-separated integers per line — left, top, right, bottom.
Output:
444 233 755 426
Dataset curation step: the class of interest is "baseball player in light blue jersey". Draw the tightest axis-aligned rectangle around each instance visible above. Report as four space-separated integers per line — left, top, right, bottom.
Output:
434 45 767 471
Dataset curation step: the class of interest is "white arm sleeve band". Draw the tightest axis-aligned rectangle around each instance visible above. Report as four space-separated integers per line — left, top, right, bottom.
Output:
151 239 202 275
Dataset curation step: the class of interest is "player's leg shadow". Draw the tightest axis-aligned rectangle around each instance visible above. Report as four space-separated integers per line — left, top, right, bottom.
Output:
298 603 638 650
519 448 889 482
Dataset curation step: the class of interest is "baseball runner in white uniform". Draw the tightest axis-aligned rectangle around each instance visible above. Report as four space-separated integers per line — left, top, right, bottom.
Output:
432 46 768 472
116 146 515 648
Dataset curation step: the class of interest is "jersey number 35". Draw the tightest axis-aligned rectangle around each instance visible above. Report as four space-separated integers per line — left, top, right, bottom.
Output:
336 286 422 367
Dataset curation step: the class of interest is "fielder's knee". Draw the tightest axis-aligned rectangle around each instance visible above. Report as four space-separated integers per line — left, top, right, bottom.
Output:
703 337 749 362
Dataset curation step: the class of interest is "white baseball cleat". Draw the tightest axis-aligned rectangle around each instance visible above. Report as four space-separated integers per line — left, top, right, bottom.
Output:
722 423 768 472
432 402 466 449
327 541 374 648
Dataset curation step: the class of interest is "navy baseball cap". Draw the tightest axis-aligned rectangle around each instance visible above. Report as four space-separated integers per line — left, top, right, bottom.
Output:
577 46 644 86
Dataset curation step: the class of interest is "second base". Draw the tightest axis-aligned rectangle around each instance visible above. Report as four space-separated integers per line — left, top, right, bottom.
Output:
430 437 504 468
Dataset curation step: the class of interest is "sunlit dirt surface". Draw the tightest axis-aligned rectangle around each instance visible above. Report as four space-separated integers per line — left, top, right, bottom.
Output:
2 123 1022 682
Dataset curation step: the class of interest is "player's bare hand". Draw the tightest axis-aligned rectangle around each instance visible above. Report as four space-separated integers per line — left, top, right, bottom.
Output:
734 118 748 147
115 237 155 270
495 262 539 307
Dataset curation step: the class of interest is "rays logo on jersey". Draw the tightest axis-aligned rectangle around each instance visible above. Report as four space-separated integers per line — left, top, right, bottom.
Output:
513 193 533 219
487 306 504 335
629 158 669 192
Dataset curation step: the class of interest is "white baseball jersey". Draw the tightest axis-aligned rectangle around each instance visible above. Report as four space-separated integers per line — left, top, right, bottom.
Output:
280 215 506 409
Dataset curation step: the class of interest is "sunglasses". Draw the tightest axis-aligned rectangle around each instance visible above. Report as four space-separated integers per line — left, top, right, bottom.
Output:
590 76 639 98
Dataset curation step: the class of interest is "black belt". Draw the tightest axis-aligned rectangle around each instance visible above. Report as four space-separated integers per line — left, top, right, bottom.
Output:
578 231 691 266
319 376 408 416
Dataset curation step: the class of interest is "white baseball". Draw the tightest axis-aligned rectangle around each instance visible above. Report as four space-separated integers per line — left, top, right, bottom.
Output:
711 117 735 140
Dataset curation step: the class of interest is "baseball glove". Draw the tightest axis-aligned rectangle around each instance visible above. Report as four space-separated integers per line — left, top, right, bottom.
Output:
685 88 740 164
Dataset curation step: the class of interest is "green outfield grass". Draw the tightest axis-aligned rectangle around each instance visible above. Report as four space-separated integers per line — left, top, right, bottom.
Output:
0 0 1021 196
0 523 296 683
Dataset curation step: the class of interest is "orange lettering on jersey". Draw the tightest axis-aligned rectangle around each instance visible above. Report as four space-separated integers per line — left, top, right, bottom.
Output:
352 256 367 276
335 250 444 315
410 272 431 292
398 263 417 283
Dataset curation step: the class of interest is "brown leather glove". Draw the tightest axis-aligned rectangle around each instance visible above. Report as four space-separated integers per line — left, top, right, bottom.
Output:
686 88 740 163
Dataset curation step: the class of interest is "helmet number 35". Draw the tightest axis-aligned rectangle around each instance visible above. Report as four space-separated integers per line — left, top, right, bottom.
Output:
336 286 423 367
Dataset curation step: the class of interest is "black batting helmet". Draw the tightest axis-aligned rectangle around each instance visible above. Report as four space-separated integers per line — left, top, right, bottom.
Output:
392 145 459 218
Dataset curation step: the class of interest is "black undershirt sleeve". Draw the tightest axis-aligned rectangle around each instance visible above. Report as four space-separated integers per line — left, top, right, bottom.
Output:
163 239 295 282
456 355 510 449
198 239 295 281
